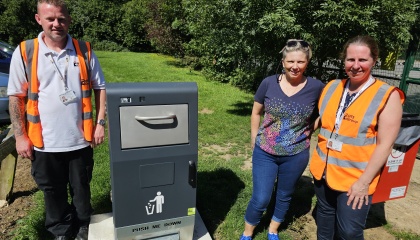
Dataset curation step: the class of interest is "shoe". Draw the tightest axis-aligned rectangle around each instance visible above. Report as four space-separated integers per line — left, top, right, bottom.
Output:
239 234 252 240
54 236 70 240
75 226 89 240
267 232 280 240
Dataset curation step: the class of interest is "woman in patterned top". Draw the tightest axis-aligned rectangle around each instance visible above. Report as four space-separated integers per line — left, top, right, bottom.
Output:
240 39 325 240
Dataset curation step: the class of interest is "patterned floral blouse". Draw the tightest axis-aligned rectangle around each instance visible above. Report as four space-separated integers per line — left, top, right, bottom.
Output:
254 75 325 156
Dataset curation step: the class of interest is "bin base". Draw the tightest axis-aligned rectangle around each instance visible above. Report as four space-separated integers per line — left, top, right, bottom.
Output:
88 211 212 240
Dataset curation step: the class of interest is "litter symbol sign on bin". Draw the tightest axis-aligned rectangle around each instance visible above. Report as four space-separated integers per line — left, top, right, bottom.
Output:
146 203 154 215
146 191 165 215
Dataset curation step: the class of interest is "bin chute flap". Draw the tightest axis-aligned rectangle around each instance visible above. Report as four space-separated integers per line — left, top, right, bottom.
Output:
395 114 420 146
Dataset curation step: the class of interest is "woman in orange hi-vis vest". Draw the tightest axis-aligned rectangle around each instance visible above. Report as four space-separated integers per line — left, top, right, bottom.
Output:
309 35 405 239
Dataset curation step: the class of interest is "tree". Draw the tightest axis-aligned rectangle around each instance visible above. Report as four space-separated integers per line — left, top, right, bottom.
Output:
67 0 127 51
144 0 189 56
184 0 289 90
118 0 151 52
183 0 419 90
1 0 417 87
0 0 38 45
309 0 417 79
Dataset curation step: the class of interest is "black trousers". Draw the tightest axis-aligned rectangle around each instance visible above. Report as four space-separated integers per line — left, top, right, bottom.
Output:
31 146 94 237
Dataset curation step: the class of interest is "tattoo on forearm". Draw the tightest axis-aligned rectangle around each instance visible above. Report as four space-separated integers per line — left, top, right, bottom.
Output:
9 97 26 137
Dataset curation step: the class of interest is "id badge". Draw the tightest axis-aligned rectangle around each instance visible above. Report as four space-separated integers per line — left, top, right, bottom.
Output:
59 89 77 105
327 139 343 152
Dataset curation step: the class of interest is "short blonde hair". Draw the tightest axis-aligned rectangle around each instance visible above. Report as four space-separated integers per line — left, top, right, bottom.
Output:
37 0 69 13
281 39 312 61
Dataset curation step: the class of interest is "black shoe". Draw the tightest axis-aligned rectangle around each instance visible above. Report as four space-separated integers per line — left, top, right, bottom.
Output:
75 226 89 240
54 236 70 240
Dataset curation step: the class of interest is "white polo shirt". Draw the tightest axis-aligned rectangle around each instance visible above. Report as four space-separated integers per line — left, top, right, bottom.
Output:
7 32 106 152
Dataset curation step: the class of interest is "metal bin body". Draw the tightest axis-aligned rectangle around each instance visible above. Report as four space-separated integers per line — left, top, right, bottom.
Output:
106 82 198 240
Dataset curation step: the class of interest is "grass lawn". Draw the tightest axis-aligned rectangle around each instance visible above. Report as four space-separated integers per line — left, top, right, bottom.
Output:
12 51 263 240
9 52 420 240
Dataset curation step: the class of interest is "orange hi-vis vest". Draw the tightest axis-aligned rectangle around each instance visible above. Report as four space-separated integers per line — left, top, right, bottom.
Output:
20 38 94 148
310 79 405 194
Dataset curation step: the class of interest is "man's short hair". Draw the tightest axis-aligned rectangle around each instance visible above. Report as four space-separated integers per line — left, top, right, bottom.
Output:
37 0 68 12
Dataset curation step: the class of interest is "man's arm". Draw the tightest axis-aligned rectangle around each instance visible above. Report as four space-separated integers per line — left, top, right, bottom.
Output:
9 95 34 159
91 89 106 147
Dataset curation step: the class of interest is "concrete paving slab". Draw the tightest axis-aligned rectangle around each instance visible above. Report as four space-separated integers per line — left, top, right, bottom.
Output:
88 211 212 240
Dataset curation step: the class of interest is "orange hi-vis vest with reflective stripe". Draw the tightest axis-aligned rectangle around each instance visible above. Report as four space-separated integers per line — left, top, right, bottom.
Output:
20 38 94 148
309 79 405 194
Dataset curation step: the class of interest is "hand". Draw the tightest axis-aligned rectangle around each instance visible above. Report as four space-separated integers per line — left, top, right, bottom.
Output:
91 124 105 148
347 180 369 210
15 135 34 160
251 138 255 150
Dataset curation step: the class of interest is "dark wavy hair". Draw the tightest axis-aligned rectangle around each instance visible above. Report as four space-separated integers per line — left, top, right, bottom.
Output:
340 35 379 62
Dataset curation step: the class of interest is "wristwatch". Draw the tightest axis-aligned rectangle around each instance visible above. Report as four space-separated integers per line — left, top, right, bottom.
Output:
97 119 106 126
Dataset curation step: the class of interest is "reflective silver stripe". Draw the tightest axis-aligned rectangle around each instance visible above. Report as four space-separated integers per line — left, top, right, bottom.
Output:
318 128 327 138
358 84 391 137
83 112 93 120
316 145 368 170
73 39 91 81
77 40 88 59
82 90 91 98
316 145 327 162
23 40 35 85
326 154 368 170
27 114 40 123
319 79 341 116
316 81 393 172
319 128 376 146
27 92 38 101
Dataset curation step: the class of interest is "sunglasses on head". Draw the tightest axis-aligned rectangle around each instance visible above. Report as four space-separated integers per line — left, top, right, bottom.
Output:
286 40 310 48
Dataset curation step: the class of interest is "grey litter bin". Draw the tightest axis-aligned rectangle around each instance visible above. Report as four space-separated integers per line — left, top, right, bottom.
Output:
106 82 198 240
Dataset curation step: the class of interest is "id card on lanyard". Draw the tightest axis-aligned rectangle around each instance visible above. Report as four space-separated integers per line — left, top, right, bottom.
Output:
49 51 78 105
327 76 375 152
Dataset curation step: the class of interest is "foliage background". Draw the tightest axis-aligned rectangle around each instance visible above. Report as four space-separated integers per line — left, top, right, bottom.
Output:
0 0 419 90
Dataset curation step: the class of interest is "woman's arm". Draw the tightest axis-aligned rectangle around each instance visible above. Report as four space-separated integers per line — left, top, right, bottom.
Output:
250 101 264 149
347 90 403 209
313 116 321 131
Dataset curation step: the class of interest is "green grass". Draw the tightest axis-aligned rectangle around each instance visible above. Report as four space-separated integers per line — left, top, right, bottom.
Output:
9 52 420 240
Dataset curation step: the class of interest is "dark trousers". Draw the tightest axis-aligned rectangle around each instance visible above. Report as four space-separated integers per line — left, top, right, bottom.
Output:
31 146 94 237
314 178 372 240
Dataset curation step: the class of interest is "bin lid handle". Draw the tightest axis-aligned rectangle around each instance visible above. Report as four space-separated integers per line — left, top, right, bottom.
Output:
135 114 176 121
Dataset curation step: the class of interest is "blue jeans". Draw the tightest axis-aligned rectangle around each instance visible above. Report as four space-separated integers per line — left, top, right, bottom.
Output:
314 178 372 240
244 145 309 225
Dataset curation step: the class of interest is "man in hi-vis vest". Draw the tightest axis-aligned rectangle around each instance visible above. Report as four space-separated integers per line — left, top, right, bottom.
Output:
7 1 106 239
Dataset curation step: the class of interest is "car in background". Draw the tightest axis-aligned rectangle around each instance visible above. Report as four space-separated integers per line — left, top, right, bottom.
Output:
0 41 15 55
0 49 11 74
0 72 10 122
0 40 15 74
